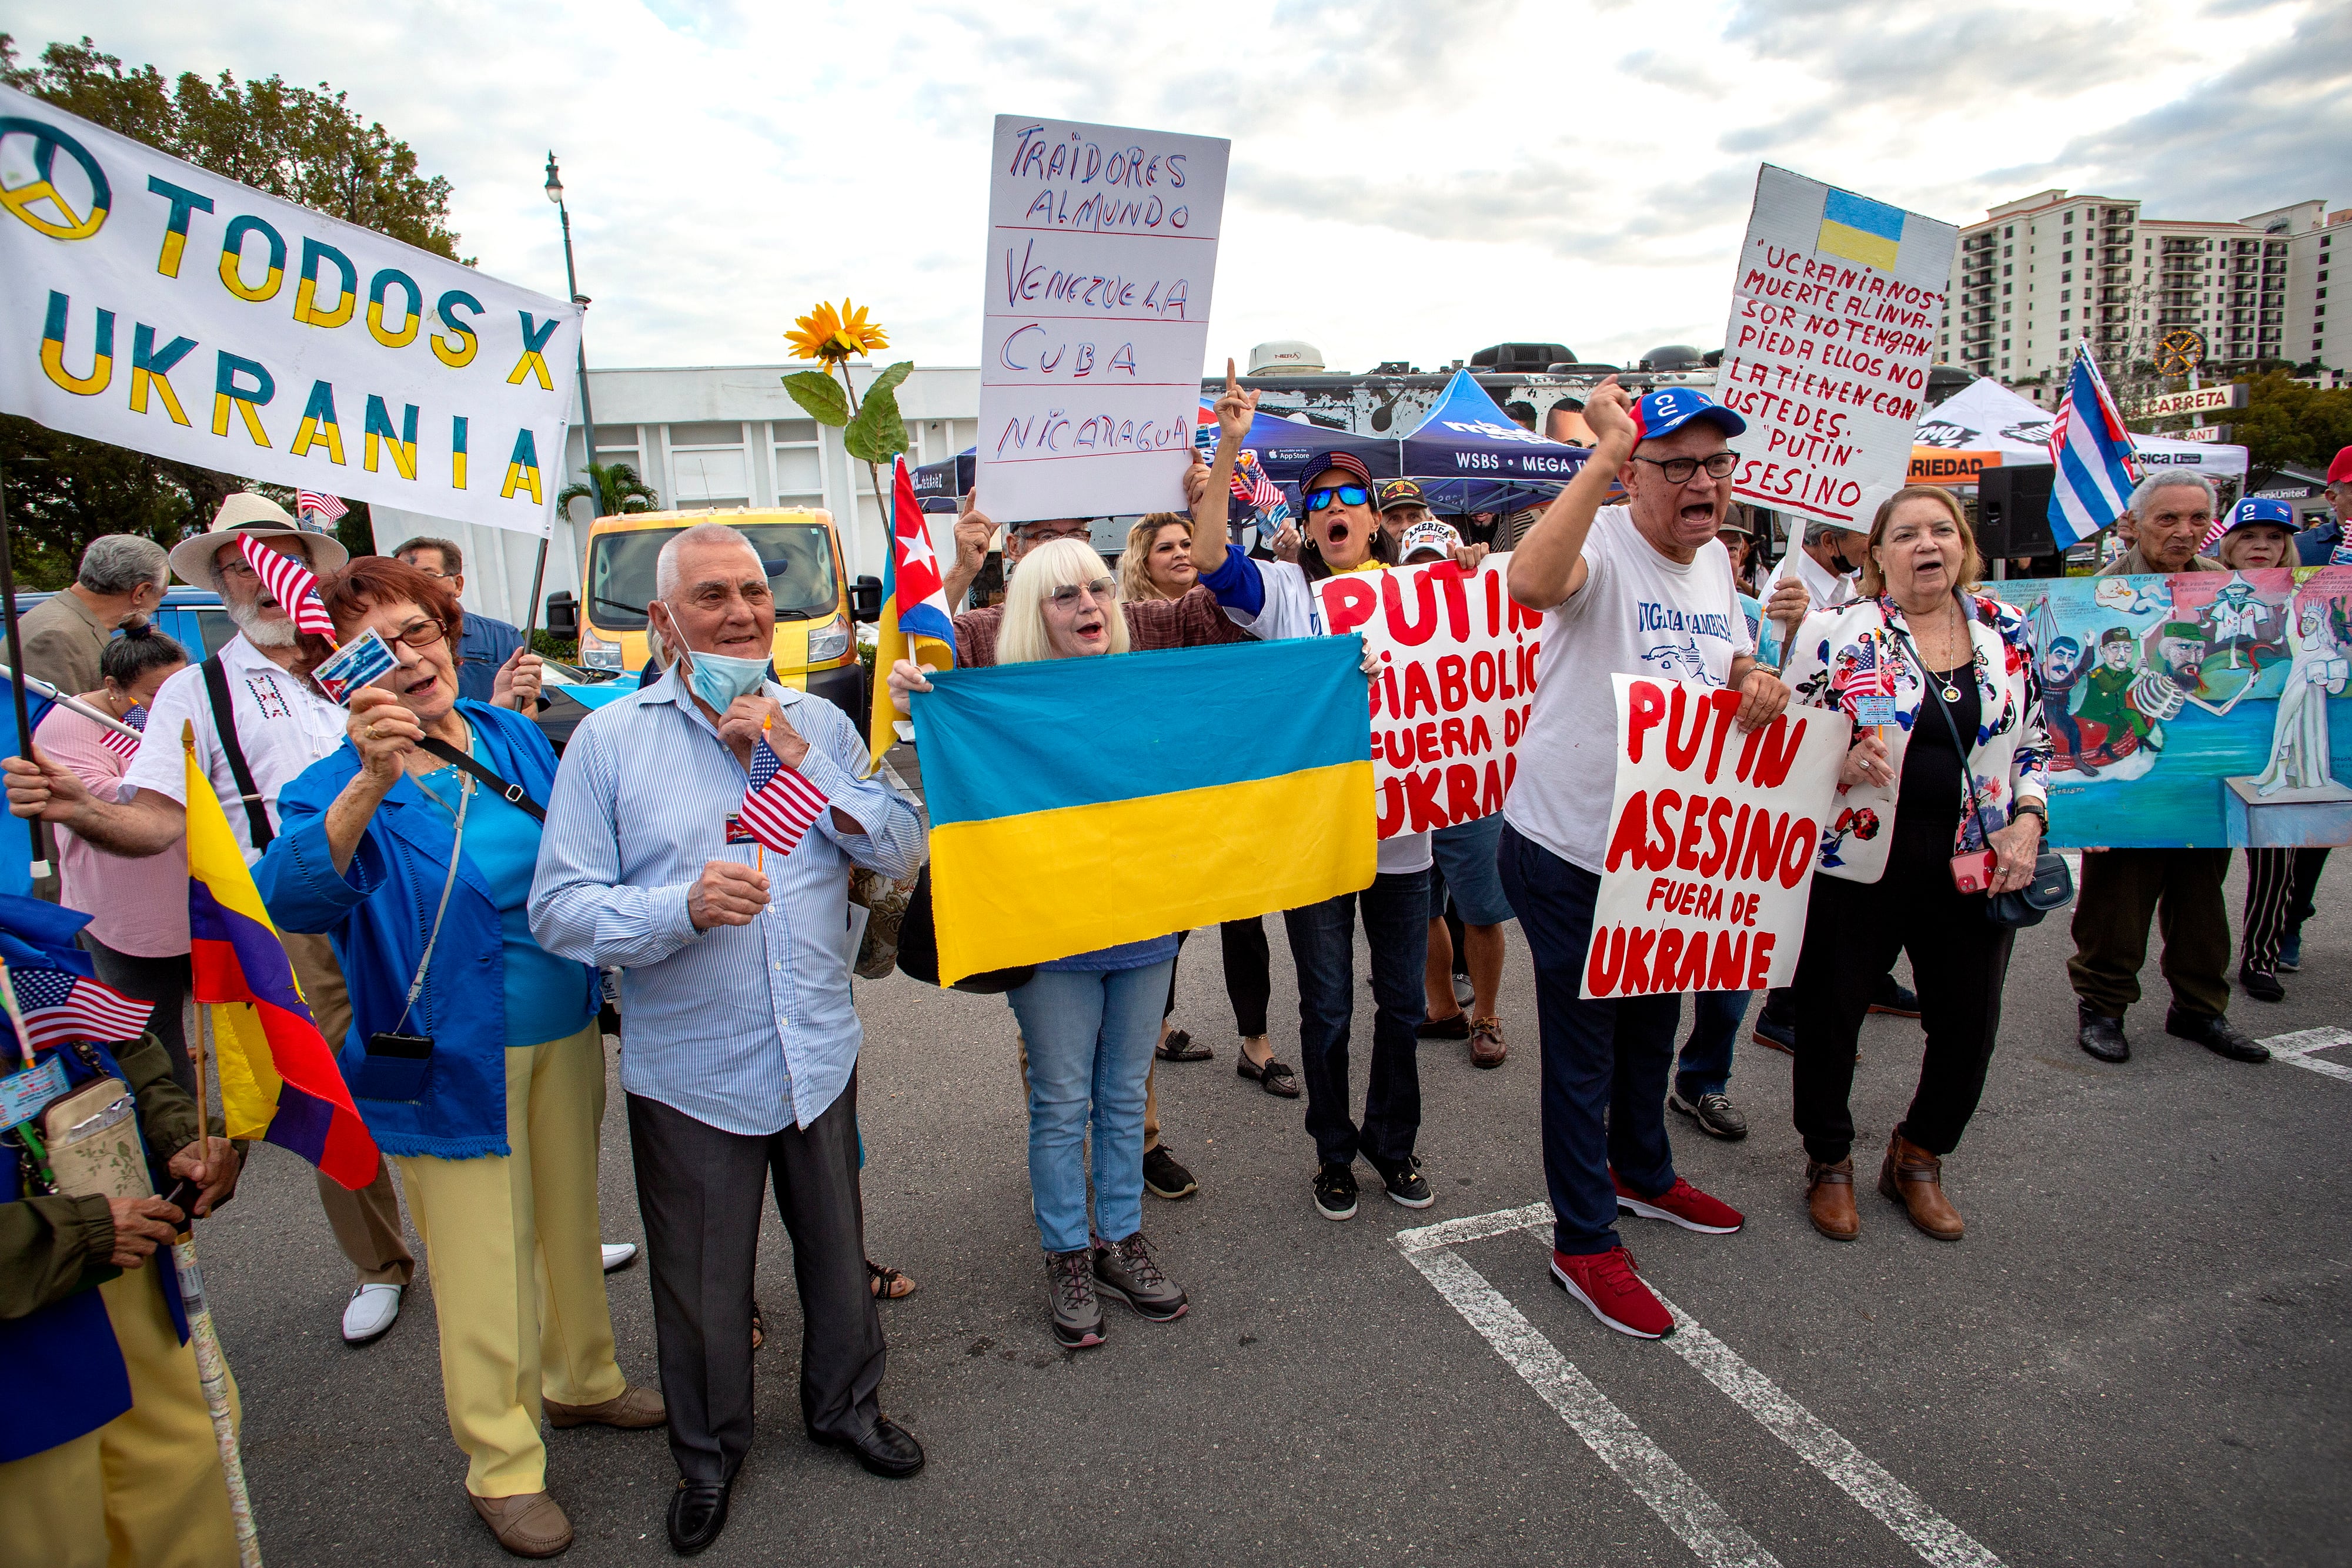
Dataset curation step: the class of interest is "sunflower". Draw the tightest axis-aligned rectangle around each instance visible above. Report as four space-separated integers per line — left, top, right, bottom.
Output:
786 299 890 362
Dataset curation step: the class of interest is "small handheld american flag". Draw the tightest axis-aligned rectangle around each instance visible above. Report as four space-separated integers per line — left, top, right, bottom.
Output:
1845 632 1899 727
739 724 830 857
98 704 147 764
296 489 349 524
238 532 339 638
9 965 155 1051
1230 451 1284 517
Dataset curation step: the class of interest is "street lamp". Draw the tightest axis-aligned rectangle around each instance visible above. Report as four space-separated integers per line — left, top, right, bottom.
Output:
527 152 602 637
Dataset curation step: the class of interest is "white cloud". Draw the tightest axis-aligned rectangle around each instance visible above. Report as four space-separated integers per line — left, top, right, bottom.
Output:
19 0 2346 378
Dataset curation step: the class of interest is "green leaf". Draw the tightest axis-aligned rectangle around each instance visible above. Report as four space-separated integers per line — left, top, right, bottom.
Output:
843 375 910 464
782 370 850 426
861 360 914 400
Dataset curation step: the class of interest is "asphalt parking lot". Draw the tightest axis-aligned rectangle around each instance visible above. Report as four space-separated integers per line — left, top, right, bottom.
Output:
199 871 2350 1566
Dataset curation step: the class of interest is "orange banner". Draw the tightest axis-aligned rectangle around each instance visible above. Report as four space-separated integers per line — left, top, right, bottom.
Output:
1907 449 2003 485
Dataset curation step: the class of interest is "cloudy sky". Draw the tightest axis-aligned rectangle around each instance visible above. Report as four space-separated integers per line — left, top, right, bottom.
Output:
19 0 2349 377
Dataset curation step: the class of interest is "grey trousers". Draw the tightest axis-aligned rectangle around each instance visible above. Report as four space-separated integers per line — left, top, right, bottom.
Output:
627 1080 886 1483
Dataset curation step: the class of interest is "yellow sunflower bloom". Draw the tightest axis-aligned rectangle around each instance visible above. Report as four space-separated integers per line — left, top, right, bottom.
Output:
786 302 846 361
786 299 891 362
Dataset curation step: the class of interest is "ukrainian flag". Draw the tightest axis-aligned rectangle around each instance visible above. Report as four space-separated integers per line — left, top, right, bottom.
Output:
914 637 1374 985
1818 189 1906 273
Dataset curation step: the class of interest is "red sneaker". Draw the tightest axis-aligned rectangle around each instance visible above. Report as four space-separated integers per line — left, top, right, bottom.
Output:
1551 1247 1673 1339
1612 1173 1744 1234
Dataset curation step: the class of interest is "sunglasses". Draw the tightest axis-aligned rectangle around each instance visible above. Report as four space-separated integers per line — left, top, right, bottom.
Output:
1305 484 1371 513
1046 577 1116 610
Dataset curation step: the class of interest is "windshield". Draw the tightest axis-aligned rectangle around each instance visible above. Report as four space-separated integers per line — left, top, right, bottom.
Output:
587 523 839 630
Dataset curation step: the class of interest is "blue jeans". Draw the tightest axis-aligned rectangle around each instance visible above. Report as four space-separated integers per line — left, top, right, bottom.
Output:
1006 962 1171 1254
1282 870 1429 1167
1496 824 1679 1256
1675 991 1750 1100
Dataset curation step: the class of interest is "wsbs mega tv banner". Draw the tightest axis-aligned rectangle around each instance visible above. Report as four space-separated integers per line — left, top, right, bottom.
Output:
0 85 580 537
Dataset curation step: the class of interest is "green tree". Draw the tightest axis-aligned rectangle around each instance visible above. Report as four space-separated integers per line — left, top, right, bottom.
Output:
2230 371 2352 474
555 462 660 520
0 34 466 585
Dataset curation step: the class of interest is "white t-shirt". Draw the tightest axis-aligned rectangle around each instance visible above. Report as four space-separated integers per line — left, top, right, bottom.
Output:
1504 506 1755 874
122 633 350 864
1768 542 1859 612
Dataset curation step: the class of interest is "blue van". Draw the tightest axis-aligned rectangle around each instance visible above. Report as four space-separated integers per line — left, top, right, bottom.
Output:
9 586 239 663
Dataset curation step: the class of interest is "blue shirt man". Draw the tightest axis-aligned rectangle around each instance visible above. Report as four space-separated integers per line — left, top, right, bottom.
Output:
393 536 526 702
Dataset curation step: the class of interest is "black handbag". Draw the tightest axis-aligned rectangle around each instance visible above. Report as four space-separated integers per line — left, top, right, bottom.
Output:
893 864 1036 994
1896 622 2075 929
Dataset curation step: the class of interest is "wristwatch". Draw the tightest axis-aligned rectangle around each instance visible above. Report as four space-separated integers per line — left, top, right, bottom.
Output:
2014 800 2048 835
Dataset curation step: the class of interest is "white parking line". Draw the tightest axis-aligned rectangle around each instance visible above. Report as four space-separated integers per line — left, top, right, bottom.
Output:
2257 1027 2352 1082
1396 1208 2005 1568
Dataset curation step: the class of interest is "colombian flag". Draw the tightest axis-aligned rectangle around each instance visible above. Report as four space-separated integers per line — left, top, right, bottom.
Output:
182 741 379 1189
866 456 957 765
1817 189 1906 273
914 637 1374 985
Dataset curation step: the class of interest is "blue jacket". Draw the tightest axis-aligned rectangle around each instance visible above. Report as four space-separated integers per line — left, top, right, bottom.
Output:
2296 517 2343 566
457 611 527 704
253 701 598 1159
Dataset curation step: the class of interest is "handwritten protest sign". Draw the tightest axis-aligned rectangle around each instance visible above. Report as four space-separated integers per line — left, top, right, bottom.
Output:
1716 165 1956 532
1317 559 1541 838
1581 676 1847 998
0 86 580 536
975 115 1230 524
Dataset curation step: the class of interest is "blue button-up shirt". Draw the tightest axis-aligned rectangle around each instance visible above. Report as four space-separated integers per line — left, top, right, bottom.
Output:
528 664 923 1134
457 610 526 704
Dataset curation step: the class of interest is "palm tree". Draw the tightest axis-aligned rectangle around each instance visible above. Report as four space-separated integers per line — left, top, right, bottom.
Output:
556 461 659 519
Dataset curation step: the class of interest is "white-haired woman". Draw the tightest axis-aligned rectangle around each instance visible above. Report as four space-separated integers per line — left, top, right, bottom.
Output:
888 539 1188 1350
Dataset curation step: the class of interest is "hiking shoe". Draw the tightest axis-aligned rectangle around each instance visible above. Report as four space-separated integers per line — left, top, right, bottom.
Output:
1551 1246 1673 1339
1612 1173 1743 1233
1370 1153 1434 1209
1468 1016 1508 1068
1417 1011 1470 1040
1312 1161 1358 1221
1092 1232 1188 1322
1142 1144 1199 1200
1668 1089 1748 1141
1045 1248 1104 1349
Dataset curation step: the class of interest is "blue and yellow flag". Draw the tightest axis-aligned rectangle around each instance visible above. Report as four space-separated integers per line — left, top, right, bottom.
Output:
1817 189 1906 273
914 638 1375 984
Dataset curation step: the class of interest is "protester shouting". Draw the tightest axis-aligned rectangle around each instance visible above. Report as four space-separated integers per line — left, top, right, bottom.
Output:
533 523 927 1554
1780 486 2048 1242
1494 380 1805 1340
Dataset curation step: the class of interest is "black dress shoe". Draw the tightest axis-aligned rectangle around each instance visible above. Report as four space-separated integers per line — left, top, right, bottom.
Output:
1867 974 1922 1018
2077 1004 2130 1063
2165 1007 2270 1063
667 1477 731 1556
807 1415 925 1479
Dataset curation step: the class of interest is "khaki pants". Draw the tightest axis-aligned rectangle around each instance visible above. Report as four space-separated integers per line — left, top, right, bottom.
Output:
280 930 415 1286
1017 1035 1161 1151
395 1022 624 1497
2066 847 2233 1019
0 1269 242 1568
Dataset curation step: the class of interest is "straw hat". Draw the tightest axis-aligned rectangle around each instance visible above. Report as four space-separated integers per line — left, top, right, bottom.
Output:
168 493 350 593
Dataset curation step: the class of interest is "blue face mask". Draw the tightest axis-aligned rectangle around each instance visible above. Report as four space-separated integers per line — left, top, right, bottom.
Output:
678 644 770 710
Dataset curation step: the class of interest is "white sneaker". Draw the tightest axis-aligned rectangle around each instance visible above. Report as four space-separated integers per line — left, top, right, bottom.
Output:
600 1242 639 1273
341 1282 403 1343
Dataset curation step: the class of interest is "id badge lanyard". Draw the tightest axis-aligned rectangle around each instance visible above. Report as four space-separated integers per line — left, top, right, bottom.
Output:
398 773 472 1035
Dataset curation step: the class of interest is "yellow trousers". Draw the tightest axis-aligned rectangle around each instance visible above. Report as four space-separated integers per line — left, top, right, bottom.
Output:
393 1022 624 1498
0 1266 242 1568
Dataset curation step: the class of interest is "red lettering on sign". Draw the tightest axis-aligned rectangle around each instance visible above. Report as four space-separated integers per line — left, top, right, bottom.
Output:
1481 759 1505 815
1437 655 1469 712
1699 797 1734 877
1445 764 1478 821
1384 570 1441 647
1441 717 1468 757
1749 714 1809 789
1588 924 1623 997
1378 777 1406 836
1624 926 1655 992
1706 930 1748 989
1666 684 1706 771
1675 793 1709 871
1404 766 1446 831
1415 720 1439 761
1741 809 1788 882
1673 931 1710 991
1653 930 1683 994
1745 931 1777 989
1435 562 1471 643
1606 791 1651 872
1650 790 1682 869
1484 567 1503 638
1703 688 1742 783
1779 817 1818 888
1324 576 1379 636
1626 680 1666 763
1470 650 1498 703
1403 663 1437 718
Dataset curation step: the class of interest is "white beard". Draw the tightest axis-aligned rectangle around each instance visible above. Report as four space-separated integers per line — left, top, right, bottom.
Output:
226 599 298 647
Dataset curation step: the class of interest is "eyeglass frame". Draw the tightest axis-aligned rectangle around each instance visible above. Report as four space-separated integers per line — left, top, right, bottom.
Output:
1631 451 1739 486
1304 484 1372 513
1044 577 1117 610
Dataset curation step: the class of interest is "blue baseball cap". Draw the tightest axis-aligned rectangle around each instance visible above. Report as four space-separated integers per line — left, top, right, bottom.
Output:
2222 496 2297 535
1628 387 1746 444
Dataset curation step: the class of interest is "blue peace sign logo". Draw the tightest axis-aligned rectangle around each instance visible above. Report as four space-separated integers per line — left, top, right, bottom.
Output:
0 116 112 240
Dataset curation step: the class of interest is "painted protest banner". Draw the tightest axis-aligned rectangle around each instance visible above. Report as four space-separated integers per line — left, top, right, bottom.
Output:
1317 559 1541 837
1581 674 1848 998
0 86 580 537
1716 165 1957 532
976 115 1230 523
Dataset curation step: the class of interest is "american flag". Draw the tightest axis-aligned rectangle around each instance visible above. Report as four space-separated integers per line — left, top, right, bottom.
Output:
1843 633 1897 716
98 704 147 763
239 531 339 638
2045 346 2140 549
738 728 830 856
295 489 348 523
8 965 155 1050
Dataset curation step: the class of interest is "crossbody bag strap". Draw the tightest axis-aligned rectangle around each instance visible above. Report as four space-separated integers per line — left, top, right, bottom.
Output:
417 735 544 822
1888 620 1997 841
201 655 275 850
394 776 470 1034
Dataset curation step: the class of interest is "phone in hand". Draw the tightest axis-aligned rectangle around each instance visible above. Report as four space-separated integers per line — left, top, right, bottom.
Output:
1949 848 1998 895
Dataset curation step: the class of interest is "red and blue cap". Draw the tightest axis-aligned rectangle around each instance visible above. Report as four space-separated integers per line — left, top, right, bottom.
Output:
1302 452 1374 490
1628 388 1746 444
2222 496 2298 535
2329 444 2352 485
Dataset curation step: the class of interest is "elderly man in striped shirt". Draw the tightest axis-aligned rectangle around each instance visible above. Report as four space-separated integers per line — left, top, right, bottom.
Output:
530 522 927 1555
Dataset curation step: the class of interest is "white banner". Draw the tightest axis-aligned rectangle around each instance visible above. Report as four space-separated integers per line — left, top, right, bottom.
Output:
1718 165 1956 533
1581 676 1847 998
0 86 579 537
1316 559 1541 837
975 115 1228 524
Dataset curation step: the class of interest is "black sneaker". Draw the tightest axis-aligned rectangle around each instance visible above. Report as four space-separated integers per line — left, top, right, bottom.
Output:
1312 1161 1358 1221
1370 1153 1434 1209
2239 968 2286 1004
1045 1248 1105 1349
1142 1144 1198 1200
1668 1089 1749 1141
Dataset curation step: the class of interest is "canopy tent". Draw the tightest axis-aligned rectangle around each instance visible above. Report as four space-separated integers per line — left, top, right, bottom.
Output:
1908 375 2248 487
1396 370 1593 496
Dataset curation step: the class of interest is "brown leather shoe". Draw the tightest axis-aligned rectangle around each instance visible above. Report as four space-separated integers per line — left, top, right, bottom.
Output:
470 1490 573 1558
1877 1132 1963 1241
1468 1016 1508 1068
544 1383 666 1430
1805 1158 1859 1241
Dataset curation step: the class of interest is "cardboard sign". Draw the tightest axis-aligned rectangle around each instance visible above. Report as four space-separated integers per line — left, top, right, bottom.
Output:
975 115 1230 524
0 87 580 537
1315 559 1542 837
1581 674 1849 998
1716 166 1957 532
312 628 396 706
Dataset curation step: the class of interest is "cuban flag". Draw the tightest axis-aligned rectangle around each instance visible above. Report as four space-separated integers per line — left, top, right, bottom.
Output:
865 456 958 764
2046 346 2140 549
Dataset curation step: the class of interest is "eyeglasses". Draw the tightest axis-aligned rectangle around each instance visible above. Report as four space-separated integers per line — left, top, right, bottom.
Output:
385 618 448 652
1633 452 1739 485
1305 484 1371 513
1046 577 1116 610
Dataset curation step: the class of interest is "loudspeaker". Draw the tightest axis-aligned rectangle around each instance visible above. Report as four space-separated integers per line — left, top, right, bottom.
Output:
1975 466 2057 558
